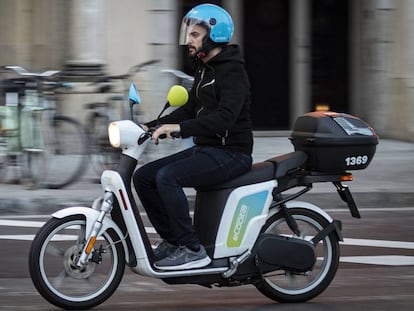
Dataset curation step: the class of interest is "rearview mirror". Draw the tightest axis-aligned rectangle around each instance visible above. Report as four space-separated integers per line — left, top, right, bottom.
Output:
166 85 188 107
128 83 141 105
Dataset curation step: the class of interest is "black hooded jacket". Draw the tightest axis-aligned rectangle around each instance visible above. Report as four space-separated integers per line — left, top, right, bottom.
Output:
149 45 253 155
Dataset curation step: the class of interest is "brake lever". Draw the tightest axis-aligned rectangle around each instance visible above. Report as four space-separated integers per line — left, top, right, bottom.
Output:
137 132 152 145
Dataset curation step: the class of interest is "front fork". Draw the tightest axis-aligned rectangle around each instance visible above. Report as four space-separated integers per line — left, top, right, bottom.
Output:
77 192 114 266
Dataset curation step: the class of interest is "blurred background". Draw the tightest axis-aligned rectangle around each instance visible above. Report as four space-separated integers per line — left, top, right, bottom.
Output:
0 0 413 141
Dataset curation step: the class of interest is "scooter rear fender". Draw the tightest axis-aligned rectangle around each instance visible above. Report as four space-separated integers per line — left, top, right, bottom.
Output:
52 207 130 264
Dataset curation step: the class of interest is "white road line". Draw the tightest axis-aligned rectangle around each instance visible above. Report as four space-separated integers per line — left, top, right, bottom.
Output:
1 217 414 266
0 220 45 228
0 220 413 248
342 238 414 249
0 206 413 220
340 255 414 266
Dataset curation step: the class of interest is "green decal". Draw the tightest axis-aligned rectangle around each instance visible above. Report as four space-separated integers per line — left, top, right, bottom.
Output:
226 191 268 247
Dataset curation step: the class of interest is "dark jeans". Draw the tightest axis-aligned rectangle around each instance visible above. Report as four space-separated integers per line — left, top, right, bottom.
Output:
133 145 252 249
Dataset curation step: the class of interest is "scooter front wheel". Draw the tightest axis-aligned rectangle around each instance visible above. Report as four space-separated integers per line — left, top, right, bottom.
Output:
28 215 125 310
255 208 340 303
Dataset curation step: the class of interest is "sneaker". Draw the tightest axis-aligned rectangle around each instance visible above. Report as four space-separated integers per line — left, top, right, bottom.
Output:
154 245 211 270
153 240 178 261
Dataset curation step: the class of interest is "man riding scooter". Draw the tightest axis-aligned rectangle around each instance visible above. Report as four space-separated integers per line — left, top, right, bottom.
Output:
133 3 254 270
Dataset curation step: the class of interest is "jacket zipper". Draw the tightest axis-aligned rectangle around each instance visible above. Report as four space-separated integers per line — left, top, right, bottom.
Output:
195 67 205 117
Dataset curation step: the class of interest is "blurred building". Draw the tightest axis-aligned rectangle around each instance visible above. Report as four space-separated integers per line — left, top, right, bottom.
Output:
0 0 413 141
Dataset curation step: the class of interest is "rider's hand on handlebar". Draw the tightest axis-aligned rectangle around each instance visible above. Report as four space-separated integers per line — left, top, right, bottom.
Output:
152 124 181 144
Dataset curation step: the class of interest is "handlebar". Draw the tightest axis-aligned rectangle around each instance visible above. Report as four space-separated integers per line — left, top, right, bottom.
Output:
137 126 181 145
1 65 60 79
92 59 161 84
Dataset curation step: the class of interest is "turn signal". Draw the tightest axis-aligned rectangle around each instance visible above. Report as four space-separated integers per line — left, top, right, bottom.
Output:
85 236 97 254
340 174 353 181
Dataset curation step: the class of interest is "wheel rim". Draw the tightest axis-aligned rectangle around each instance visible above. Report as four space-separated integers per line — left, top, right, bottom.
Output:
38 219 119 302
262 214 334 295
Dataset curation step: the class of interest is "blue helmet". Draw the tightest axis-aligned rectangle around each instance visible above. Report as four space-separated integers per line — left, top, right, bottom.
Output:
179 4 234 45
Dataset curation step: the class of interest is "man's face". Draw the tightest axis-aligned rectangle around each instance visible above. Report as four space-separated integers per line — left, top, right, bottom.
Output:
186 24 208 57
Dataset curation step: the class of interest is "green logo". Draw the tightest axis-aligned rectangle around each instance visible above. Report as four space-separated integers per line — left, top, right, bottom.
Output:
226 191 269 247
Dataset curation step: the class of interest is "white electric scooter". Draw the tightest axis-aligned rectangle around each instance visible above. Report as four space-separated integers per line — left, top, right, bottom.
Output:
28 83 373 310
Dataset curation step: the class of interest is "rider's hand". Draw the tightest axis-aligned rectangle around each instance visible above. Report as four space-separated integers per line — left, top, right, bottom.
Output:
152 124 181 143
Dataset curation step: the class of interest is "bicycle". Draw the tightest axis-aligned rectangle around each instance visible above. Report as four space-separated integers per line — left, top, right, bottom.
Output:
0 66 89 189
84 60 160 175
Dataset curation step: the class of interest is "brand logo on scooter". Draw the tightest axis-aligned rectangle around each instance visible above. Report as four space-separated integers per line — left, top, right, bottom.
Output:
232 204 248 242
227 191 269 247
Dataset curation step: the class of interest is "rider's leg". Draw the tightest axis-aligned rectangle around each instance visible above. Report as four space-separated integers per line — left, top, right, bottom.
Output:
155 146 252 250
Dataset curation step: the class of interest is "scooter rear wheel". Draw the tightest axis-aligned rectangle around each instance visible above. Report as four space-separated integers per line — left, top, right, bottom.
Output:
28 215 125 310
255 208 340 303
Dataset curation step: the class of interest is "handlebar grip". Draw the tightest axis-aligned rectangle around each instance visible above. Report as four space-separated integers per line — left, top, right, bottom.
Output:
170 131 181 138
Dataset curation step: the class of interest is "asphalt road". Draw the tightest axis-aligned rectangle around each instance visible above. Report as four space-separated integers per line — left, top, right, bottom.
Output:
0 206 413 311
0 137 413 310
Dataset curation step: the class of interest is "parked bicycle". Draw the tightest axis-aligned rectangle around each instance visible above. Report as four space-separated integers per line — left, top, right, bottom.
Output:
84 60 160 175
0 66 89 189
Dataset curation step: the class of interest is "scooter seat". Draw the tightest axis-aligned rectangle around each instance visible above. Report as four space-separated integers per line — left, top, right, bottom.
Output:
200 151 307 191
266 151 307 178
199 161 275 191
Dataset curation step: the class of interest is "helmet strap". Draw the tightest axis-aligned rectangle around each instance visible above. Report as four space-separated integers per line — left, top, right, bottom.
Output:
196 36 217 59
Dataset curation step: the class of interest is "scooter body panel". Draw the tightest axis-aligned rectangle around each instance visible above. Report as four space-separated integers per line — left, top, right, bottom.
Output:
195 180 276 259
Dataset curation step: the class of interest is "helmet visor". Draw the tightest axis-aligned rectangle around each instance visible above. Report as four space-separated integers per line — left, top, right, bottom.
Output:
179 17 210 45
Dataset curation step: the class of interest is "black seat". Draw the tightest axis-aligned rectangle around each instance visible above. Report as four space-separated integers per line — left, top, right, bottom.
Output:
266 151 307 178
199 151 307 191
198 161 275 191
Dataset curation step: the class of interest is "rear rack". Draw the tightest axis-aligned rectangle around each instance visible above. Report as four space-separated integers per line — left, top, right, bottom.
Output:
275 170 361 219
277 170 352 192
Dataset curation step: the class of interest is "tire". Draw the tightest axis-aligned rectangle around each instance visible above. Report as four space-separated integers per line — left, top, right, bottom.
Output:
0 142 10 183
255 208 340 303
28 215 125 310
41 116 89 189
21 149 48 189
87 111 120 175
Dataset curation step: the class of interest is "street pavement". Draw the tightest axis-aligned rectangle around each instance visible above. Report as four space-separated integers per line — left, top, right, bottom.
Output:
0 136 413 215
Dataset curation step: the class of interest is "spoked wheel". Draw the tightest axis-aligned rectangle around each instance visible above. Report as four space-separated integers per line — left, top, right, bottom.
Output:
41 116 89 189
87 112 120 175
21 148 48 189
255 208 340 303
29 215 125 310
0 144 10 183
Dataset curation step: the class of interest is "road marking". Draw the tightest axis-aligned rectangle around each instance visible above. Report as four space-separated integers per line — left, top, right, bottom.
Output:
1 217 414 266
0 220 44 228
340 255 414 266
342 238 414 249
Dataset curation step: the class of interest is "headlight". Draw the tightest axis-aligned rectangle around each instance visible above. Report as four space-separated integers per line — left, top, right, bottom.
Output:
108 122 121 148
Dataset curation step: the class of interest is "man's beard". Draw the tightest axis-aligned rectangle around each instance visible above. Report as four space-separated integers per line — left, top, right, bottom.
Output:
188 45 197 57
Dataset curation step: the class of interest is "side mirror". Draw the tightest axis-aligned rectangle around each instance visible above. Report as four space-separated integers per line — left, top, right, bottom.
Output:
128 83 141 105
167 85 189 107
157 85 189 120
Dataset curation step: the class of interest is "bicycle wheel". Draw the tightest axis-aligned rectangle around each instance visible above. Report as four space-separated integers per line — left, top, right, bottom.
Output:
0 141 10 183
20 149 48 189
41 116 89 189
28 215 125 310
87 111 120 175
255 208 340 303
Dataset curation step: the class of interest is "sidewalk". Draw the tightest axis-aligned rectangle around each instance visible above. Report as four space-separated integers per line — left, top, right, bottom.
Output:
0 137 413 215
